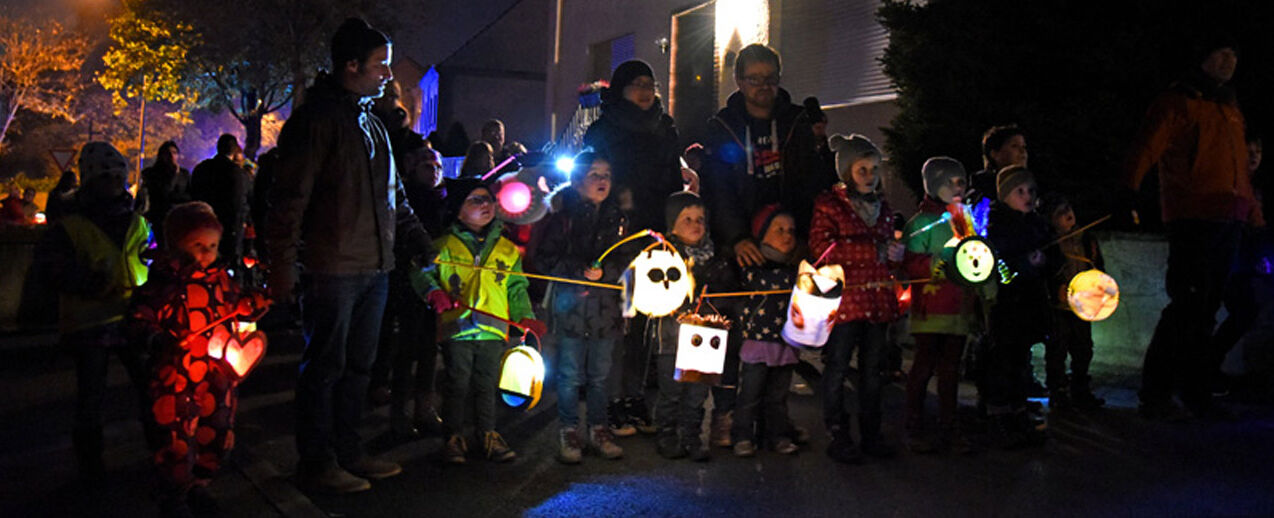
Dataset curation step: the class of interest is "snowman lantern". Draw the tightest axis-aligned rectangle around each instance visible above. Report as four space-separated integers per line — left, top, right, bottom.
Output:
781 260 845 348
675 313 732 384
1067 269 1120 322
621 247 695 317
937 201 998 286
499 343 546 409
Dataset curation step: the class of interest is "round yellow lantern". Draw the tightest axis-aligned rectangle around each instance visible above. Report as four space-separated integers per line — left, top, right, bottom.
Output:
499 344 546 409
1067 269 1120 322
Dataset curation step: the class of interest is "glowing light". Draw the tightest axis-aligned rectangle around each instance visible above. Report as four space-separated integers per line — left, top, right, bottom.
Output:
941 236 996 286
33 212 46 224
499 181 533 214
499 345 545 409
715 0 769 62
621 248 695 317
1068 269 1120 321
555 156 575 174
675 316 731 384
782 260 844 348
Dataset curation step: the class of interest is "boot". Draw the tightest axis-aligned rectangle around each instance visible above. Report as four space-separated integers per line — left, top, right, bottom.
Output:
482 431 516 462
413 394 443 436
442 435 467 464
590 425 624 459
557 427 583 464
683 431 710 462
624 397 657 434
608 399 637 437
709 411 733 448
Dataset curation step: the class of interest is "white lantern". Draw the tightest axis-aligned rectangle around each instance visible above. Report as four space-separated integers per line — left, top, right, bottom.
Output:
1067 269 1120 322
499 345 545 409
782 261 845 348
621 248 695 317
494 166 551 225
674 314 731 384
941 236 997 286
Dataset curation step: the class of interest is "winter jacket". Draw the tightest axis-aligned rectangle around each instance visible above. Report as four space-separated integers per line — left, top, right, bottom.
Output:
531 188 628 340
265 73 433 289
126 253 266 359
413 220 534 342
139 162 191 236
809 184 899 324
739 260 796 343
648 237 737 356
1123 72 1265 226
582 97 684 233
903 197 974 335
191 155 250 258
700 88 837 248
986 202 1051 345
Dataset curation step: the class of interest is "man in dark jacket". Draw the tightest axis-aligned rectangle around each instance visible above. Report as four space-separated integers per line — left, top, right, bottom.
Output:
191 134 250 269
139 141 191 246
700 44 836 268
265 18 434 494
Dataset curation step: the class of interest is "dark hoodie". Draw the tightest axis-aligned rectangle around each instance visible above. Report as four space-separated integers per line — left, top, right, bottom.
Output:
582 97 684 233
986 201 1051 345
265 73 433 288
700 88 836 249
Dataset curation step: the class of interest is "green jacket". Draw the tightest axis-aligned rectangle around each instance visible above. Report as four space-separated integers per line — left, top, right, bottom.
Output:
902 198 975 336
413 220 533 341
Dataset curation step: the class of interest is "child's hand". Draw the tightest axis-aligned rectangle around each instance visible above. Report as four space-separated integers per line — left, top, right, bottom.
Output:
426 290 456 313
1029 250 1045 267
517 318 548 338
583 267 604 281
887 241 905 262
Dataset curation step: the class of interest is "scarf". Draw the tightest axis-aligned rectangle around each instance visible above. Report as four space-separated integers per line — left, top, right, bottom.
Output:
673 234 715 268
844 185 882 225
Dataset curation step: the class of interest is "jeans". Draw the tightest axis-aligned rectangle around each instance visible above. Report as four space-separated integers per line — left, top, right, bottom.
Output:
654 354 709 443
556 336 615 428
732 361 794 444
905 333 965 427
1141 220 1242 408
68 324 151 466
1046 311 1093 392
372 276 439 414
295 272 388 465
440 339 505 436
821 322 886 441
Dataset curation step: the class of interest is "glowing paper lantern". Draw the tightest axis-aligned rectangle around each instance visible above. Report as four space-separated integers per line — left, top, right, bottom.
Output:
494 166 551 224
674 314 731 384
499 181 532 213
1067 269 1120 321
940 236 996 286
499 345 545 409
782 261 845 348
207 330 267 380
621 248 695 317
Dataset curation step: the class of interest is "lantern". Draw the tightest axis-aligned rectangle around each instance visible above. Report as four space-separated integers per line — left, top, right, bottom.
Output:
1067 269 1120 321
621 248 695 317
940 236 997 286
494 166 552 225
674 313 731 384
499 344 545 409
207 328 267 380
782 261 845 348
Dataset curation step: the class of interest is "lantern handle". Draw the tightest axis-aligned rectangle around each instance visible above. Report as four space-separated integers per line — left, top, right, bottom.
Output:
481 153 523 181
1042 214 1111 249
813 242 837 268
592 229 666 268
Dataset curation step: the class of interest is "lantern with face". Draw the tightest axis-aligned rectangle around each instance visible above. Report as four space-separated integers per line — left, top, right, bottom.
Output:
675 313 732 384
940 236 997 286
782 261 845 348
621 248 695 317
499 344 546 409
1067 269 1120 321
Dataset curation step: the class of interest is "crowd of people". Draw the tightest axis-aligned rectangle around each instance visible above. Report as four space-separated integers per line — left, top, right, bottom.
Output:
24 16 1268 517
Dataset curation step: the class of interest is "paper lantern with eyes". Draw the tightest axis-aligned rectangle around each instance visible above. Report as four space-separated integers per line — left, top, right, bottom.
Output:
206 326 268 381
782 261 845 348
621 248 695 317
674 313 732 384
499 344 546 409
1067 269 1120 321
940 236 997 286
494 166 552 225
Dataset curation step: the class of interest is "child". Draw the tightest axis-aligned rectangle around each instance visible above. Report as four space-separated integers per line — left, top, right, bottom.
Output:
984 165 1050 448
415 178 544 464
731 204 803 457
1040 193 1106 410
902 157 976 454
35 142 153 483
811 134 903 464
126 201 269 515
651 191 735 461
532 152 628 464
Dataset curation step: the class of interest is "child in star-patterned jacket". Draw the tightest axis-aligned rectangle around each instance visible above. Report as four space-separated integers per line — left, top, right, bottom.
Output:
731 204 804 457
126 202 269 516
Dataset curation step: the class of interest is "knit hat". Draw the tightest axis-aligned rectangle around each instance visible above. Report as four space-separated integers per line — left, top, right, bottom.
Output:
331 18 390 69
164 201 223 248
443 177 492 223
803 97 827 123
995 165 1036 202
921 156 967 200
751 203 787 240
77 141 130 188
604 59 655 103
665 191 704 232
828 133 881 184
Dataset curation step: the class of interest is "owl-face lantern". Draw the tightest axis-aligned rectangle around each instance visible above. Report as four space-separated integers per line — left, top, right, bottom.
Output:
941 236 996 286
674 314 731 384
782 261 845 348
621 248 695 317
1067 269 1120 322
499 345 545 409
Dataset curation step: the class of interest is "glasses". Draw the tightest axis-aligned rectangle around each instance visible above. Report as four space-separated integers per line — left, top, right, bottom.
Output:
740 74 780 87
464 195 494 206
627 81 660 91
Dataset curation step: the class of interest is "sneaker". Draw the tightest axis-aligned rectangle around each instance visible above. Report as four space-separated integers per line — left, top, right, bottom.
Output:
656 431 686 459
557 428 583 465
482 431 517 462
733 440 757 457
625 397 658 434
608 399 638 437
443 435 467 464
590 425 624 459
772 438 798 455
413 403 444 436
341 456 402 480
1138 399 1191 422
298 463 371 494
709 412 733 448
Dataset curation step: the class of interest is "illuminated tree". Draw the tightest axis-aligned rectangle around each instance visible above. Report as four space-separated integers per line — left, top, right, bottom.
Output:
0 16 87 155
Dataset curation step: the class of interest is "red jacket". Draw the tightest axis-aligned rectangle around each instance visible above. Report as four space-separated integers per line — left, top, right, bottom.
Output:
809 184 898 324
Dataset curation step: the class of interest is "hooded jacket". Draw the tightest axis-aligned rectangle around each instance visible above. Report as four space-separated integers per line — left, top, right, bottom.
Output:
265 73 433 287
701 88 837 249
986 201 1051 344
582 97 684 233
809 183 899 324
532 187 628 340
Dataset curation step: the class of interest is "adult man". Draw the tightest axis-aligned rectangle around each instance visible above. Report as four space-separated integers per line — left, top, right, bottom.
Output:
139 141 191 247
701 43 836 267
266 18 434 493
1123 37 1264 421
191 135 250 268
481 119 511 167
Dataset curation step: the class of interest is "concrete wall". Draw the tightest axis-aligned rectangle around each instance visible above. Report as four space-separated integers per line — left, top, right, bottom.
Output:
1091 231 1170 372
0 227 53 333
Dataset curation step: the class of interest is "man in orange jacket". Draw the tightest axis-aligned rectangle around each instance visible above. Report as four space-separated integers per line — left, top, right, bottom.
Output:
1122 35 1264 421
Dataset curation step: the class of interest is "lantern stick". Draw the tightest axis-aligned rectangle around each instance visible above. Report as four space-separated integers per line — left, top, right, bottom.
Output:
813 242 838 267
1043 214 1111 249
906 212 952 241
592 229 664 268
185 304 270 339
481 154 520 181
698 278 932 299
452 302 541 347
433 259 623 290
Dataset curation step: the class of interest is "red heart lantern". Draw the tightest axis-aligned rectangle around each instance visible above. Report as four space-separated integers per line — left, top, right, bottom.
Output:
221 330 267 380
